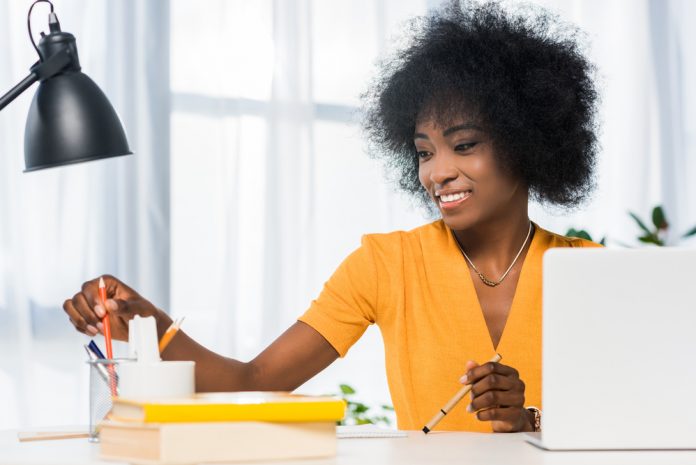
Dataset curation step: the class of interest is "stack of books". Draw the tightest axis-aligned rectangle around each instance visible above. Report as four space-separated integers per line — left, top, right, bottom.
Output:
99 392 346 464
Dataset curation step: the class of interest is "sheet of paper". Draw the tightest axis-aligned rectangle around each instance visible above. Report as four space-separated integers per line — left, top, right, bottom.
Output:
337 424 408 439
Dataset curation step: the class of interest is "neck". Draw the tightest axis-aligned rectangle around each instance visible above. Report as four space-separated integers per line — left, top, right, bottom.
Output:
452 211 532 276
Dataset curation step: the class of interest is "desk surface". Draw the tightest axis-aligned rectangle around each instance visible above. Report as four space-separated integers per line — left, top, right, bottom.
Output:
3 429 696 465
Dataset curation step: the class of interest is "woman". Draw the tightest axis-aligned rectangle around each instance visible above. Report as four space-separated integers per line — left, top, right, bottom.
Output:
63 1 600 433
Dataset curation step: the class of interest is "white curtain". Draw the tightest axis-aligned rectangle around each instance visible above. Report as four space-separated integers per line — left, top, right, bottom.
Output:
168 0 429 420
527 0 696 245
0 0 169 428
1 0 695 429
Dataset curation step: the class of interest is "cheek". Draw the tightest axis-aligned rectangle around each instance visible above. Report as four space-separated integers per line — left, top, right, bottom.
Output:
418 164 430 193
479 174 520 204
461 158 495 194
466 157 488 178
468 158 517 200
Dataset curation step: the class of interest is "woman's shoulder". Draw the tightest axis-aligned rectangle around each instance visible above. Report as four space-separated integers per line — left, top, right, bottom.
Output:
534 223 603 249
361 219 448 250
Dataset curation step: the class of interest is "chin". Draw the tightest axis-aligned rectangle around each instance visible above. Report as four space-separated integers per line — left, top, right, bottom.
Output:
438 208 481 232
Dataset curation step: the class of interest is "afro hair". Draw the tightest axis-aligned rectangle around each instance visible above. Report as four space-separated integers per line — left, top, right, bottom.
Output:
362 0 599 210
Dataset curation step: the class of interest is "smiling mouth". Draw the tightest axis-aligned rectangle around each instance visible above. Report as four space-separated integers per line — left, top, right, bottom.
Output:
436 190 472 210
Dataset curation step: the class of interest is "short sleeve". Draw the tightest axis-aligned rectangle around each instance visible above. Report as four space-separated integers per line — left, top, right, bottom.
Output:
297 236 379 357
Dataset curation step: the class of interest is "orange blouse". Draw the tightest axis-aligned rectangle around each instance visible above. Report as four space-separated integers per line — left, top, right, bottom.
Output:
299 220 599 431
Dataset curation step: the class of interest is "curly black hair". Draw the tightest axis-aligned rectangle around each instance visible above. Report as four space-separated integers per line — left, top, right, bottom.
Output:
362 0 599 209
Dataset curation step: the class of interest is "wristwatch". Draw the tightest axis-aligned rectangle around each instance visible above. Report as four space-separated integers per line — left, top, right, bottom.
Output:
526 406 542 432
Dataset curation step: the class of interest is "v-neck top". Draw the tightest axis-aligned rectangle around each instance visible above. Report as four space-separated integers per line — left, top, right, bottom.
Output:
298 220 600 431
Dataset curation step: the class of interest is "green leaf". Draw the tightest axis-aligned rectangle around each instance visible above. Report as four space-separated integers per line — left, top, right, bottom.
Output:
651 206 668 230
599 237 606 246
683 225 696 238
339 384 356 395
356 418 372 425
352 403 369 414
380 404 395 411
629 212 653 236
638 234 664 246
566 228 593 241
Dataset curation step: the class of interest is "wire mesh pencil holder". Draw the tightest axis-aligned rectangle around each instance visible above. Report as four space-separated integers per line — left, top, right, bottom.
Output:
87 358 130 442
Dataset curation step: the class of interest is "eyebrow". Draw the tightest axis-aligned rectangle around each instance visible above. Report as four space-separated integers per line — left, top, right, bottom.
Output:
414 122 483 140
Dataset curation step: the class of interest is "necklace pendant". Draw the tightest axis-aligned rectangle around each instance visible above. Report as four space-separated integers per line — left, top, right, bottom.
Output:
455 221 534 289
478 272 500 287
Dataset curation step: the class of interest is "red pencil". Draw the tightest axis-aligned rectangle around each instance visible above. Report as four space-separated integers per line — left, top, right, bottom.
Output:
99 277 117 396
98 277 113 357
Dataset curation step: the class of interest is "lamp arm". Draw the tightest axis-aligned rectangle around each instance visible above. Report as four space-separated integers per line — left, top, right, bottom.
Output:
0 73 39 111
0 48 72 112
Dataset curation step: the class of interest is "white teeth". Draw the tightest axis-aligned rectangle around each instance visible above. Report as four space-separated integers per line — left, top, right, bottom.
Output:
440 191 471 202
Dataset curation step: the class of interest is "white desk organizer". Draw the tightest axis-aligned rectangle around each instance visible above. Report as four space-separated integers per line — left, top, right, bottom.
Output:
118 315 195 399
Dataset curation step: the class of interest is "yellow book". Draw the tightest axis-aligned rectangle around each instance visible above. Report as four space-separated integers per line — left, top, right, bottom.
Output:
110 392 346 423
99 419 336 464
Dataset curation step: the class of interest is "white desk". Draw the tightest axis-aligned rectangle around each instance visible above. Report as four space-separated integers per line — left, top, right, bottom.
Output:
2 429 696 465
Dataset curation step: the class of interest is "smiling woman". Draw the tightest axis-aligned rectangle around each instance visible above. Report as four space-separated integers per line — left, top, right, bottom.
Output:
63 0 602 434
413 119 527 234
362 2 598 211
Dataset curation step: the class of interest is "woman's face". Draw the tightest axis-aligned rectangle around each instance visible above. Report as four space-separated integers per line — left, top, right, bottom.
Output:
415 119 526 231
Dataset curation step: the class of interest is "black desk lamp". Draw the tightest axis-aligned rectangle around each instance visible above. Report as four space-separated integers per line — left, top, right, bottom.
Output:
0 0 131 172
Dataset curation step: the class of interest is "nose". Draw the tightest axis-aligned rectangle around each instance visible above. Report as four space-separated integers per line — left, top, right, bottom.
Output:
429 151 459 187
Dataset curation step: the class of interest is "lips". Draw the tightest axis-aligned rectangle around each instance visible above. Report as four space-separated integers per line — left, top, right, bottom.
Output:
436 189 473 210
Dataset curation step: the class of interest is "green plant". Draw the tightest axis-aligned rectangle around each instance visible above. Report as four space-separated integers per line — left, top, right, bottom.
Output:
335 384 394 427
566 205 696 247
629 205 696 246
565 228 606 245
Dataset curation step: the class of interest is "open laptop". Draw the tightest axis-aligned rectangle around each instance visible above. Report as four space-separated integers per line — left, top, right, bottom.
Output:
526 248 696 450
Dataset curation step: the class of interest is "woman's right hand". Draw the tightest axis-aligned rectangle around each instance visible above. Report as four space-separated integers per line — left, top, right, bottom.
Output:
62 275 169 341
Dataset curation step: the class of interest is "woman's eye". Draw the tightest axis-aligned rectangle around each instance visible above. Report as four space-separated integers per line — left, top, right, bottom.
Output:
455 142 477 152
416 150 432 159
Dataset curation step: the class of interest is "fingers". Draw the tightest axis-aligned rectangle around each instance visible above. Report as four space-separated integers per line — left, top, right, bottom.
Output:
464 361 519 385
111 298 134 316
94 299 118 318
82 275 138 308
96 298 133 327
460 360 527 431
81 277 101 308
470 371 523 397
63 297 98 336
476 407 530 432
467 389 525 413
102 275 138 300
463 360 478 375
64 275 147 342
74 291 103 332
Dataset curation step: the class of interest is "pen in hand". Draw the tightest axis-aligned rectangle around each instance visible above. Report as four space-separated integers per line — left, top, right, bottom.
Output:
422 353 502 434
98 277 113 359
98 277 117 396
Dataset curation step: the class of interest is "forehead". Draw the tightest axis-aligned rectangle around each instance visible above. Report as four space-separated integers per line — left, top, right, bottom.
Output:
414 119 484 137
414 96 481 133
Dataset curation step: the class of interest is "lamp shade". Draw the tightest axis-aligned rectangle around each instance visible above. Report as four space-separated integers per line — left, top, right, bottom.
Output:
23 71 131 172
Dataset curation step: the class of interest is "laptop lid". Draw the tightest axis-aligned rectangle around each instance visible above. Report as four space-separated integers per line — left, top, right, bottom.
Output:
539 248 696 450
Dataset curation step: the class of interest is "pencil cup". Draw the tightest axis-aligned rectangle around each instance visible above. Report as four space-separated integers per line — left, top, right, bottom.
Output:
87 358 128 442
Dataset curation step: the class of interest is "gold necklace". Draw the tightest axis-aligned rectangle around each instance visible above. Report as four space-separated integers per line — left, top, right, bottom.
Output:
454 222 533 287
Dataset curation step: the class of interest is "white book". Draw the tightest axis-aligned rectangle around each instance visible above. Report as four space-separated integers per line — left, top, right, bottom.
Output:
99 420 336 464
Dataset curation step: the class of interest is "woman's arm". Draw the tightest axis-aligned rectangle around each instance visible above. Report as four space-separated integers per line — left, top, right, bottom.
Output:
161 320 339 392
63 276 339 392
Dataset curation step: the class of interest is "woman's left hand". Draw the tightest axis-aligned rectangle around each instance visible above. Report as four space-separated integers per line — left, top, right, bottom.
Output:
461 360 534 432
